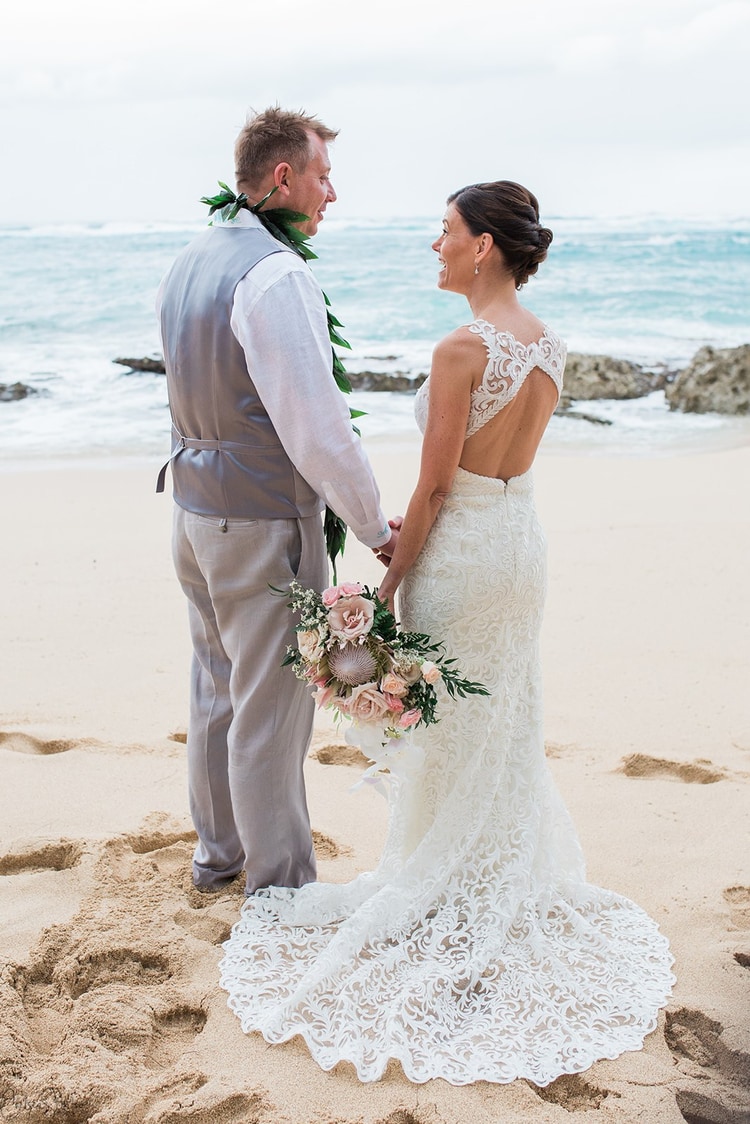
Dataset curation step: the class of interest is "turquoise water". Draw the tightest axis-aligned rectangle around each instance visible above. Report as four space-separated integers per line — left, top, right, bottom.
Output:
1 217 748 459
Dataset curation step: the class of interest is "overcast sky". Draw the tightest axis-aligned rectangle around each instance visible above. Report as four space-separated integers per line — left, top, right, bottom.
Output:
3 0 749 224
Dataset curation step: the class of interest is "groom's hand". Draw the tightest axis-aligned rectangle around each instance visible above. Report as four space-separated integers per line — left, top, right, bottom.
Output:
372 523 400 566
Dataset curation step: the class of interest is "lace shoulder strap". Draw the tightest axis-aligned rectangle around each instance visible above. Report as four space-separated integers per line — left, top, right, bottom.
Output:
466 319 566 438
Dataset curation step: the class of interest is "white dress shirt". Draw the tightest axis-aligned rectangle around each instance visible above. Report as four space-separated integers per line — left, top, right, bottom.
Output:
160 209 389 548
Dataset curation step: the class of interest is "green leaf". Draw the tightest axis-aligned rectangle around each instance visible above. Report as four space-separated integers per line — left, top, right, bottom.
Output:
349 408 367 419
264 207 310 224
333 368 352 394
251 185 280 211
324 507 347 583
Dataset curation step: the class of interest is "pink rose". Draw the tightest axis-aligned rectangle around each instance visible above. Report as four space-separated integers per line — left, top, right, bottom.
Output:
322 586 341 607
398 708 422 729
421 661 441 685
339 582 363 596
313 684 337 708
328 595 375 642
384 693 405 714
380 672 409 698
347 683 392 724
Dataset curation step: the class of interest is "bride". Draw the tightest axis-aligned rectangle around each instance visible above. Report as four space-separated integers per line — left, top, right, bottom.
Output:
219 181 674 1086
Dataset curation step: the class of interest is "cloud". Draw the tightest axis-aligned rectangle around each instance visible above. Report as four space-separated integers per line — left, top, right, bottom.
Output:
1 0 748 222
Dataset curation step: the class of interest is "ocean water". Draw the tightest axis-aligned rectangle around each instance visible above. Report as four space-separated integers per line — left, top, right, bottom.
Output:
1 216 749 462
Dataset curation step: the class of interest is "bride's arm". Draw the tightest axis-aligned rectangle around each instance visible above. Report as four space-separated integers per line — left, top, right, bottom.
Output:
377 331 475 611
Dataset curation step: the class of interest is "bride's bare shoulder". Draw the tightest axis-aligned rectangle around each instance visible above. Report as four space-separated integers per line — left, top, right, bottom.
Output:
432 325 487 372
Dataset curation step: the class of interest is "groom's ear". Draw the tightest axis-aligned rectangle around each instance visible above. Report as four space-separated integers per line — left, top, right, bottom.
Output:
272 161 293 197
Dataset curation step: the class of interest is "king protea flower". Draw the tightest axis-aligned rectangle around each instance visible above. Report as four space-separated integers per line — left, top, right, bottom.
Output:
327 642 378 686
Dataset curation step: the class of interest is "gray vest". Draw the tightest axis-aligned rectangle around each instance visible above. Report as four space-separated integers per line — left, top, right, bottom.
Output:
158 224 324 520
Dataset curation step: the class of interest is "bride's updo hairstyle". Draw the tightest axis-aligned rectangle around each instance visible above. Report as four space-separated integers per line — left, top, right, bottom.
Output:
448 181 553 289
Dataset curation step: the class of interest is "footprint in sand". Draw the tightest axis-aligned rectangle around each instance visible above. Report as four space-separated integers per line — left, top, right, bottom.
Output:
125 827 198 855
666 1006 750 1123
57 946 174 1000
144 1005 208 1071
723 886 750 930
0 731 79 755
173 905 234 946
375 1112 427 1124
66 988 205 1063
619 753 725 784
313 742 370 768
142 1082 268 1124
674 1088 750 1124
544 741 575 759
530 1072 618 1111
312 828 352 861
0 838 83 876
132 1072 208 1122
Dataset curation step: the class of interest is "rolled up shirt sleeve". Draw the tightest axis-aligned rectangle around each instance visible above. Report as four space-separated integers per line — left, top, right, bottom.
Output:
231 257 390 548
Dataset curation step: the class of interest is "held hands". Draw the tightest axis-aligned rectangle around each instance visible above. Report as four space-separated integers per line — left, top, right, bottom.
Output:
372 517 403 568
372 517 403 613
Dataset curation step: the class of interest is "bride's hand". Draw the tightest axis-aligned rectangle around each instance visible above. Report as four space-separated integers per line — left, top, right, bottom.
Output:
377 586 395 613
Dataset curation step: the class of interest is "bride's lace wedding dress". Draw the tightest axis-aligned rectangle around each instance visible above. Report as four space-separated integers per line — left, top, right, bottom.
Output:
219 320 674 1085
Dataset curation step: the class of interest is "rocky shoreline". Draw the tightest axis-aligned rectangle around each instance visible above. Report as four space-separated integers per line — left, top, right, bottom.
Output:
3 345 749 417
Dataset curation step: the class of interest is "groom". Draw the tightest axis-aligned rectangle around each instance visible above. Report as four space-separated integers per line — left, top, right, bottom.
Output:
157 107 395 895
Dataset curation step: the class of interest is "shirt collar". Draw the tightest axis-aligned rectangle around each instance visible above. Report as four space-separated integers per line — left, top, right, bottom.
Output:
209 207 262 230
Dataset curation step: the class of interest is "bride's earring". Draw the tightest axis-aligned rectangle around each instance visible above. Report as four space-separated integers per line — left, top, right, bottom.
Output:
474 264 480 275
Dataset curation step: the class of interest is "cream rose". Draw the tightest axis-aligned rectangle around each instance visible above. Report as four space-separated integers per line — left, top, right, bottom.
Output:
297 629 324 663
380 672 409 698
421 660 442 685
395 658 422 685
347 683 392 724
327 595 375 642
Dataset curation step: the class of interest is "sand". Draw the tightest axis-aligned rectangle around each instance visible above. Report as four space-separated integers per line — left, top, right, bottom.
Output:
1 439 749 1124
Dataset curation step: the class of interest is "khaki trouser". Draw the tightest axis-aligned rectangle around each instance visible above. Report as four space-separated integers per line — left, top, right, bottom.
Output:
172 507 328 894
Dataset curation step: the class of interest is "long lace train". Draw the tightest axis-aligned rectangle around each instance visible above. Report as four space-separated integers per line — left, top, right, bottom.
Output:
219 467 674 1085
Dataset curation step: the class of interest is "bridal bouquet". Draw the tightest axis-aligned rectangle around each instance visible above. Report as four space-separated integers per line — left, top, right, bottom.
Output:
282 581 489 790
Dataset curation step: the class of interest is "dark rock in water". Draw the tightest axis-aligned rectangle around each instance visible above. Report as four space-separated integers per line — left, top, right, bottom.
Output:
563 353 661 400
114 356 166 374
346 371 427 392
0 381 38 402
112 355 428 391
555 400 613 425
665 344 750 415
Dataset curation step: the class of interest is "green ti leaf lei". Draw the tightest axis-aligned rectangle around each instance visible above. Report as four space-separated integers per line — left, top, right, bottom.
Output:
200 182 365 582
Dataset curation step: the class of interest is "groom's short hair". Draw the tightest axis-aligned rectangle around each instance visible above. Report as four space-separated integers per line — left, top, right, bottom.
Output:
235 107 338 193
